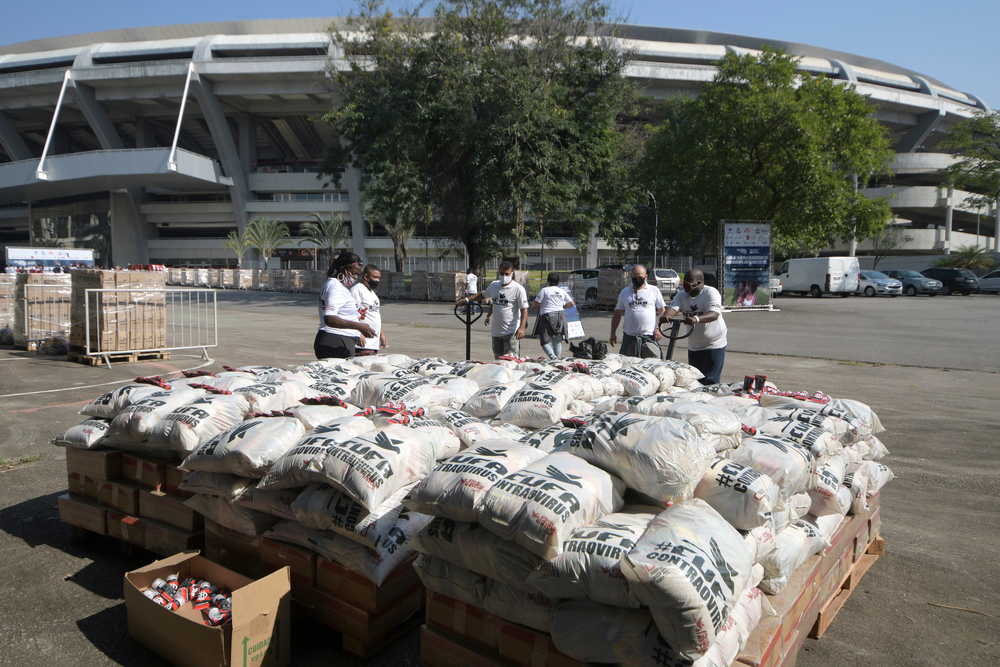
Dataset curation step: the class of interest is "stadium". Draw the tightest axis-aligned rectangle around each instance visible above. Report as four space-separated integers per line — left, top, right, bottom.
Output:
0 19 995 271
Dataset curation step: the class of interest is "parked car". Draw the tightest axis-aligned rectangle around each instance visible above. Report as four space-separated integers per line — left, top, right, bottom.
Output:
651 268 680 299
883 269 942 296
769 276 783 295
920 267 979 295
979 269 1000 294
570 268 600 301
855 270 902 297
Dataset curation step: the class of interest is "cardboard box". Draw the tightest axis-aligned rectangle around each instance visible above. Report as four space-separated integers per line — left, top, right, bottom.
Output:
499 623 584 667
98 479 142 515
779 555 821 645
124 552 290 667
260 539 316 588
68 471 100 500
166 463 194 498
292 584 423 643
140 489 203 533
737 616 784 667
425 590 507 651
316 554 420 612
145 520 204 557
421 625 518 667
205 519 262 562
108 512 146 545
58 493 108 535
66 447 122 480
123 453 168 489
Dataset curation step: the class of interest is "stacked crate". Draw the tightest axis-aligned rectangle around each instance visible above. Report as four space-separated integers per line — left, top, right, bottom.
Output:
0 274 15 328
70 270 167 353
289 270 306 292
426 273 443 301
411 271 428 300
596 269 627 308
440 273 464 301
270 270 289 292
59 449 204 556
13 273 72 349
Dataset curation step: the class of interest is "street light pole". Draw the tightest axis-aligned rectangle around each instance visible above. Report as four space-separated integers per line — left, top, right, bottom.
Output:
646 191 659 269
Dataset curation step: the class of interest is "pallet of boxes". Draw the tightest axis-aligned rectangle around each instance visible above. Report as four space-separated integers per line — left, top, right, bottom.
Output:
0 274 15 341
596 268 627 310
68 269 169 365
13 273 72 352
51 354 891 665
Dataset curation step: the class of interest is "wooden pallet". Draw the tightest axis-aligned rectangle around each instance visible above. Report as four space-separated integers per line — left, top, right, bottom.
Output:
341 611 424 658
809 536 884 639
68 349 171 366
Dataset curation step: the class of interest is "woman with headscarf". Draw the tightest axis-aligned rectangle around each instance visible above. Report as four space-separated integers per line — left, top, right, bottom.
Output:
315 252 375 359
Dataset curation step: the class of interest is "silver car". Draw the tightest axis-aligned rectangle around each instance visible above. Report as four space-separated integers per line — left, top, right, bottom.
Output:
856 270 902 297
651 268 680 299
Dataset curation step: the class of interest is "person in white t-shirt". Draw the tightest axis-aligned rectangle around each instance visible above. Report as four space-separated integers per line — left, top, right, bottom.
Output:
350 264 387 356
465 268 478 297
315 252 375 359
609 265 665 358
458 261 528 359
663 268 728 384
530 272 575 359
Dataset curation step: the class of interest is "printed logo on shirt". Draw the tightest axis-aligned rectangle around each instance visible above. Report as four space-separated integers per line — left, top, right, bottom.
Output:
627 293 650 309
494 290 514 308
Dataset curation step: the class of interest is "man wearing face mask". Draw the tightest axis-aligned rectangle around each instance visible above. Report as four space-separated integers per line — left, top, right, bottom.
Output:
315 252 376 359
458 260 528 358
350 264 387 356
662 268 727 384
609 265 665 358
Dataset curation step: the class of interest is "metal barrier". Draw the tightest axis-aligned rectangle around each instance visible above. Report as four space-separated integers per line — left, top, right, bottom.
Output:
21 282 72 350
84 288 217 367
0 279 14 329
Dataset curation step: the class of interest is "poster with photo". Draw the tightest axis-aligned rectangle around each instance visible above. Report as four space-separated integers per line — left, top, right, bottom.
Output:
721 222 772 309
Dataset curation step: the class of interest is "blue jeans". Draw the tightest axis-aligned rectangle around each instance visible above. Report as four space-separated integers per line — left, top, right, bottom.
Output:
541 339 562 359
688 347 726 384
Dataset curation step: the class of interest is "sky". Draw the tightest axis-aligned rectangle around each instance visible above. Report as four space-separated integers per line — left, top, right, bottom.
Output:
2 0 997 109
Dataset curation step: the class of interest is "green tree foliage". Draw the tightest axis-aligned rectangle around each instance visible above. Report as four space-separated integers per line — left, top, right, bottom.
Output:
362 169 421 273
245 217 291 269
868 225 913 269
638 47 895 257
299 212 351 271
930 244 995 270
322 0 641 272
223 228 252 268
942 110 1000 210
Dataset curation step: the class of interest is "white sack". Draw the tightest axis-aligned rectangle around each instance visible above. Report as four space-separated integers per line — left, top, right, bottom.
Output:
462 381 526 419
759 518 826 594
233 486 301 521
612 367 660 397
107 389 206 444
234 381 319 413
181 416 306 478
290 482 412 548
185 493 280 535
80 383 168 419
694 458 779 530
52 418 111 449
728 435 816 499
519 425 577 453
496 383 570 429
177 471 255 500
147 394 251 454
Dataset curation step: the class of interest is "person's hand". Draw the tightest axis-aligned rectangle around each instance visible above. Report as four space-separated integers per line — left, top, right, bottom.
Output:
653 328 662 341
609 331 617 346
357 322 375 338
484 316 491 327
458 297 467 305
515 326 525 340
380 331 388 349
683 316 697 326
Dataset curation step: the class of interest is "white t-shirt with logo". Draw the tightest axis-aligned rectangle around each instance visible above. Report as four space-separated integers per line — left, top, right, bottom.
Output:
616 284 665 337
670 286 728 351
484 280 529 337
534 285 573 315
319 278 360 338
466 273 478 294
350 282 382 350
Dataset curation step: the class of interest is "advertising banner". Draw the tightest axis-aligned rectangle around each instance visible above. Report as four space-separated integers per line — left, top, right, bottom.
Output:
720 222 772 309
5 247 95 269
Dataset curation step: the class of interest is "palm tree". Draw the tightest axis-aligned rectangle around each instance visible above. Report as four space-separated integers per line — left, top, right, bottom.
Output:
931 244 996 270
223 228 252 268
245 217 291 269
299 211 351 271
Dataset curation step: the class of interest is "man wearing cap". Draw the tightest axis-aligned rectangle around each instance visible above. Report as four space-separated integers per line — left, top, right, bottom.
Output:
663 268 728 384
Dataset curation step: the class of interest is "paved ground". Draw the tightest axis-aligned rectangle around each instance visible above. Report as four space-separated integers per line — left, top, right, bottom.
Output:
0 292 997 666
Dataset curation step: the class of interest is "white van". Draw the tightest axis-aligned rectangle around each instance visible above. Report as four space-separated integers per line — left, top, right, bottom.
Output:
775 257 861 297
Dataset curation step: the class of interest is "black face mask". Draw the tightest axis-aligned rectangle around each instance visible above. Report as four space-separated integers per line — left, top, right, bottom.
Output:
632 277 645 289
368 279 380 290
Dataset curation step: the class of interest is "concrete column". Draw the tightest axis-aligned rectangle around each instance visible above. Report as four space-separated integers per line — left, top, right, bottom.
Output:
944 187 954 254
342 165 368 265
134 117 155 148
0 112 32 161
238 115 257 177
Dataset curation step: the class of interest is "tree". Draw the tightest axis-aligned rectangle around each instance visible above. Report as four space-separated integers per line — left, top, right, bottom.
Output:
942 110 1000 211
245 217 291 269
299 212 351 271
223 228 252 268
930 244 995 270
322 0 642 273
638 47 895 256
868 226 913 269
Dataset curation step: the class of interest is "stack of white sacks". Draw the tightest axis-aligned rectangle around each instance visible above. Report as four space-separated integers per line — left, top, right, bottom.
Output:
55 352 893 667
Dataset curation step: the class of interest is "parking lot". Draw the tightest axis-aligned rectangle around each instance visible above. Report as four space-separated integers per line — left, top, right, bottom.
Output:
0 292 998 666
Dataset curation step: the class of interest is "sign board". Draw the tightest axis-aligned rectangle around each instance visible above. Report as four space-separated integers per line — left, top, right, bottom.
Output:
5 247 95 269
720 222 772 309
275 248 315 259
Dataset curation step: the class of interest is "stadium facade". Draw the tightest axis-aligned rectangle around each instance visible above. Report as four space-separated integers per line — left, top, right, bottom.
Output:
0 19 995 271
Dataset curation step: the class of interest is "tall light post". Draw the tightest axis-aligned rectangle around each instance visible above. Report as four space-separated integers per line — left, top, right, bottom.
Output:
646 190 659 269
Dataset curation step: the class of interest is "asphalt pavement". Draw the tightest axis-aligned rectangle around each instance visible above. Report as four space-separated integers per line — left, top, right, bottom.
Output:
0 291 997 667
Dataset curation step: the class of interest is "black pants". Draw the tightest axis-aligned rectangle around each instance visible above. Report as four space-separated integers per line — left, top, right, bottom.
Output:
314 330 357 359
688 347 726 384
